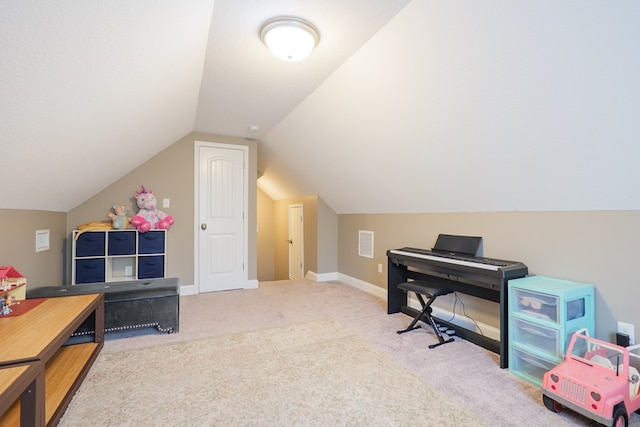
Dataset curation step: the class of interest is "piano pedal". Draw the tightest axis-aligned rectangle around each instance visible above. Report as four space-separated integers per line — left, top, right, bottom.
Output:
445 329 456 336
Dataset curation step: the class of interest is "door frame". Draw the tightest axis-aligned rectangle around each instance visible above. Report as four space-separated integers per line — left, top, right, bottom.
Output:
193 140 249 294
288 203 304 280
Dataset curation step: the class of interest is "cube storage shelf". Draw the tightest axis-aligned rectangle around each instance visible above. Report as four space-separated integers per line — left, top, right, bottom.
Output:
72 229 166 284
508 275 594 387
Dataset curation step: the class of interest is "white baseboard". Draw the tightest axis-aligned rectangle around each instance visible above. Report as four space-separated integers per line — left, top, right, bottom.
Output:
424 302 500 342
336 272 388 300
311 272 500 342
245 279 259 289
305 271 338 282
179 284 197 296
180 278 259 296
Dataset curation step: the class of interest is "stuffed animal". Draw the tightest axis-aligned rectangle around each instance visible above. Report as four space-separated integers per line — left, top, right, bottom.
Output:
130 186 174 233
74 221 113 239
108 204 131 230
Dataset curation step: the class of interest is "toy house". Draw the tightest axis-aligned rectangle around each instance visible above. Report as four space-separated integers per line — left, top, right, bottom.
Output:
0 266 27 300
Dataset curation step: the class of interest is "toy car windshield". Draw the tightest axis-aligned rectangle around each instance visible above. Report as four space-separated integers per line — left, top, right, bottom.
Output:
570 334 625 376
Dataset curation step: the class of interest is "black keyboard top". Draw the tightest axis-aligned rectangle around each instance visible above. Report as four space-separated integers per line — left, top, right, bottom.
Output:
398 247 510 267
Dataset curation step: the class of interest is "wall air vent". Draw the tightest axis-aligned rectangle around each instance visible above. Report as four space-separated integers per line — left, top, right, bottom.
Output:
358 230 374 258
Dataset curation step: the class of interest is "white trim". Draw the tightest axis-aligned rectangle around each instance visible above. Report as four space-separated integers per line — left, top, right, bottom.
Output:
337 272 388 299
416 299 500 341
305 271 338 282
288 203 304 280
181 279 257 295
179 284 198 296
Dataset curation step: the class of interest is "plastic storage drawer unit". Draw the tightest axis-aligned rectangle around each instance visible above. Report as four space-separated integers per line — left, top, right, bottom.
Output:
508 275 594 387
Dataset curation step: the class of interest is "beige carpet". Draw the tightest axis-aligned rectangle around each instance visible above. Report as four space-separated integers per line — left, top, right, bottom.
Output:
60 319 484 426
60 279 635 426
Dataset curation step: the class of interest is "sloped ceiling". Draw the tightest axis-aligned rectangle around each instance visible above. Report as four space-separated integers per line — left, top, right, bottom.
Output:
1 1 215 211
260 1 640 213
2 1 639 213
194 0 412 140
0 0 410 212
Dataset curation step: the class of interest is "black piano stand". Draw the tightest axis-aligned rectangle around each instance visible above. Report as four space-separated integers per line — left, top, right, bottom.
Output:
396 281 455 349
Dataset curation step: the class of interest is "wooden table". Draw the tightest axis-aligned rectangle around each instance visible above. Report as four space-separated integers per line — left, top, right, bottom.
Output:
0 294 104 427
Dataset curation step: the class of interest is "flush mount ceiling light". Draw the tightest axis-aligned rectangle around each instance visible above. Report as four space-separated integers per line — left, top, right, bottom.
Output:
260 17 320 62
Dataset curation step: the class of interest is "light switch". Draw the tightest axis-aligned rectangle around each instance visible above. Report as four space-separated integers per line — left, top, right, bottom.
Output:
163 198 170 208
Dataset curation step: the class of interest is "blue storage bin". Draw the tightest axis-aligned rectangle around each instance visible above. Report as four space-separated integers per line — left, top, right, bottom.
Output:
138 231 165 254
138 255 164 279
75 232 106 257
72 229 167 284
108 230 136 255
75 258 106 284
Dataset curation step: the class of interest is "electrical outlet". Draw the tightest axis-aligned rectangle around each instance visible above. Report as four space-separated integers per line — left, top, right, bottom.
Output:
618 321 635 345
377 263 383 274
125 266 133 277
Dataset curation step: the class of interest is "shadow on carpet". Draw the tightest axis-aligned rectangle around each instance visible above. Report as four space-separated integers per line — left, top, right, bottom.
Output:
60 319 486 426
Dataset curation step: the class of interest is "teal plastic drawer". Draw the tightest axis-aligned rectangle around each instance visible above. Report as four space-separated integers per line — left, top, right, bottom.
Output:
512 287 559 323
512 317 560 356
510 347 560 387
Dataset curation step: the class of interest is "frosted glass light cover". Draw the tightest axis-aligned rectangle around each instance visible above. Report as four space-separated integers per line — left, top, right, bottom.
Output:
260 18 319 62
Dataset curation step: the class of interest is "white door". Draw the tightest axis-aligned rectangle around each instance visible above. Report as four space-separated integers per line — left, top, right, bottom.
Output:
288 204 304 280
196 143 247 292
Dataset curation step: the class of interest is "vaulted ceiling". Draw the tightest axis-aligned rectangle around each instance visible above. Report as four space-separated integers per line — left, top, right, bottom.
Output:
2 1 639 213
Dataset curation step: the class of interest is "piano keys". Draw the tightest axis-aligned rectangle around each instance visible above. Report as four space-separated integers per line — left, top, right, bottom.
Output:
387 240 528 369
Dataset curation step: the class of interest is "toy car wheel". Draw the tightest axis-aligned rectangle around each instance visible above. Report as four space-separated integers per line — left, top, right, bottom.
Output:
611 406 627 427
542 395 563 413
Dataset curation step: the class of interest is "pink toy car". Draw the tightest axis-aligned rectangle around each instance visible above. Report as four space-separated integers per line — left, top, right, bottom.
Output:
541 329 640 427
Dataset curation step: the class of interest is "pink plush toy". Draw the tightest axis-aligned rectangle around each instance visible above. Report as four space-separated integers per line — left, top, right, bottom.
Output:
130 185 174 233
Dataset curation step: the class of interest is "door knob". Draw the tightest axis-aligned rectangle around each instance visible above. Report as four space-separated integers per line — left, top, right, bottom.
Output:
201 223 207 230
288 239 293 244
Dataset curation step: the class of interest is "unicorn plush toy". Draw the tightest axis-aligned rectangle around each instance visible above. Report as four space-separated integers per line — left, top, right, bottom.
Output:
130 186 174 233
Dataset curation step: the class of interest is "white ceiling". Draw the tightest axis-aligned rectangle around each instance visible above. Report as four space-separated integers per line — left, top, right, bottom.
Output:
2 1 640 213
194 0 412 140
0 0 410 212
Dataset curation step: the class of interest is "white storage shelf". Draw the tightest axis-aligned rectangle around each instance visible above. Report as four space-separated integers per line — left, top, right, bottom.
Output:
72 229 166 284
508 275 594 387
